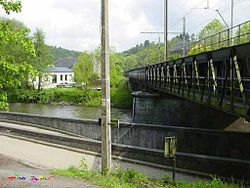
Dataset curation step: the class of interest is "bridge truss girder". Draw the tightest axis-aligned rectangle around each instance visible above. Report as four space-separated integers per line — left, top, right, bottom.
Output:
128 43 250 119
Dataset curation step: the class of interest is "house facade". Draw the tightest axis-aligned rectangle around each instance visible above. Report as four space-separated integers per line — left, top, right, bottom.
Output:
33 67 74 89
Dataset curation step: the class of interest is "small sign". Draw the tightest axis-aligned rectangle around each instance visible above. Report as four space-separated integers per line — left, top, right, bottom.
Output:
164 136 177 159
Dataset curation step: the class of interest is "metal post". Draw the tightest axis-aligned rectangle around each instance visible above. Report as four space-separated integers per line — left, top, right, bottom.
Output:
101 0 111 172
182 17 186 57
164 0 168 62
158 36 161 63
172 157 176 182
231 0 234 28
230 0 234 45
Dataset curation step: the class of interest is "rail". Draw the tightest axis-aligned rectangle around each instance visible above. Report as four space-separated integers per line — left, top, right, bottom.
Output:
184 20 250 56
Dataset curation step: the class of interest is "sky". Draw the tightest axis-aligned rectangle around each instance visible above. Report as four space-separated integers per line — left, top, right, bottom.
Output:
2 0 250 52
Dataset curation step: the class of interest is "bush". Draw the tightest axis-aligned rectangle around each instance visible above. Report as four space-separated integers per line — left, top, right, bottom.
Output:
8 88 102 107
9 83 133 109
111 82 132 109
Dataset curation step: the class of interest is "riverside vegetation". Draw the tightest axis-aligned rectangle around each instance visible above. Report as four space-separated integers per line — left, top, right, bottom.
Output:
51 158 243 188
1 0 250 110
8 87 132 109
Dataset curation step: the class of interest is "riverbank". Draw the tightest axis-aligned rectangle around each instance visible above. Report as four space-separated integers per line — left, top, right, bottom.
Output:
8 87 132 109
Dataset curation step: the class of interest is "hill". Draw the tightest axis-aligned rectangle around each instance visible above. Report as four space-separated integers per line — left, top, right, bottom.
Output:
48 46 81 60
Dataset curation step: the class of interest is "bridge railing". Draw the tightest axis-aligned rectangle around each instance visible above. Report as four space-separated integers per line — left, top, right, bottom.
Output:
127 41 250 119
185 20 250 56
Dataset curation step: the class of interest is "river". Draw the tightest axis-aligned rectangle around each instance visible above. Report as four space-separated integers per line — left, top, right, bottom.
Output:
8 103 132 122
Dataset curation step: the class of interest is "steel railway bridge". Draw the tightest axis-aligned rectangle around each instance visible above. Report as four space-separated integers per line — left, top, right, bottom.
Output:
127 20 250 119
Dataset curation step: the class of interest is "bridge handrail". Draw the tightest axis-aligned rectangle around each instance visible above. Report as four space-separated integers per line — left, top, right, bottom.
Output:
183 19 250 56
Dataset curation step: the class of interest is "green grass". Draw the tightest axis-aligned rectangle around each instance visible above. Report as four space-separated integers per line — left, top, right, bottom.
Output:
51 159 243 188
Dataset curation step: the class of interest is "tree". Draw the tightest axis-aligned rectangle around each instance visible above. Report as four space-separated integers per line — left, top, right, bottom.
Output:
0 0 21 14
144 40 150 47
74 52 98 86
239 22 250 44
0 0 35 110
198 19 225 39
32 29 53 91
188 19 226 55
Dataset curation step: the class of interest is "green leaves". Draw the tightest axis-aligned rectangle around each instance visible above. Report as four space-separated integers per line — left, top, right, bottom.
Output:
0 0 22 14
0 6 36 109
198 19 226 39
74 51 99 85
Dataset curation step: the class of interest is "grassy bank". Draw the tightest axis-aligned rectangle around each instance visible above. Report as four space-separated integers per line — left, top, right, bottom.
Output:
8 87 132 109
51 159 242 188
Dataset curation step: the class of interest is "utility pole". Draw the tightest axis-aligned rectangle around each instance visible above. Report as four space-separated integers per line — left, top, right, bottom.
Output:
206 0 209 9
164 0 168 62
101 0 111 172
182 17 186 57
141 31 182 63
158 36 161 63
230 0 234 28
140 32 162 63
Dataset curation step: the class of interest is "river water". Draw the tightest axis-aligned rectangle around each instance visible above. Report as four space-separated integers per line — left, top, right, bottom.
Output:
8 103 132 122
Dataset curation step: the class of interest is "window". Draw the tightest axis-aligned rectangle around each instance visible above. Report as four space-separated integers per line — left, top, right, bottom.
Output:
60 75 63 81
65 75 68 81
52 75 57 83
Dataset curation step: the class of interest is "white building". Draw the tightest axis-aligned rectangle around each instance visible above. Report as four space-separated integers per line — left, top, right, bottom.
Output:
33 67 74 89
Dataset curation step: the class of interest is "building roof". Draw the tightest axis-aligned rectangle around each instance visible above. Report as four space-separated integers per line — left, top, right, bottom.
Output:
46 67 73 73
54 57 78 69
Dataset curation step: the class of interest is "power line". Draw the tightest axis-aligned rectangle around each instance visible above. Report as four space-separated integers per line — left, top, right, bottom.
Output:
170 0 207 29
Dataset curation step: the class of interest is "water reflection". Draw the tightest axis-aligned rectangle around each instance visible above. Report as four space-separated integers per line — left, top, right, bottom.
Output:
9 103 132 122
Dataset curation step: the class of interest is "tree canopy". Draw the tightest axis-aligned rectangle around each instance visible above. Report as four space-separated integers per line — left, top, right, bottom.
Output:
74 52 99 85
31 29 53 91
0 1 35 109
198 19 226 39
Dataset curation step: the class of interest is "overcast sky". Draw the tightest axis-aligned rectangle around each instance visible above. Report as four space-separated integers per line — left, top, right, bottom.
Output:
2 0 250 52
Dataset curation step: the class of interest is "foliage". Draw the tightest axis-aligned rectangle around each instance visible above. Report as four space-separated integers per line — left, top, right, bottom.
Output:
9 86 132 109
0 0 21 14
239 22 250 44
31 29 53 91
74 51 99 85
111 82 132 109
48 45 80 60
8 88 101 107
188 19 226 56
51 160 243 188
198 19 225 39
38 88 101 106
0 2 35 110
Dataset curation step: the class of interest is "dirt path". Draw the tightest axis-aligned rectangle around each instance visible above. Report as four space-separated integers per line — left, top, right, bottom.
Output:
0 154 101 188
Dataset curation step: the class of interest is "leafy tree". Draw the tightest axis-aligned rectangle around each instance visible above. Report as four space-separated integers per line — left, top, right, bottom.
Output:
188 19 226 55
31 29 53 91
198 19 225 39
239 22 250 44
0 18 35 89
74 52 98 86
144 40 150 47
0 0 35 110
0 0 21 14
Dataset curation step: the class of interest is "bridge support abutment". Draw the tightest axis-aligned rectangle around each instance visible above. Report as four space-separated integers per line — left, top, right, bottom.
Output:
132 91 250 131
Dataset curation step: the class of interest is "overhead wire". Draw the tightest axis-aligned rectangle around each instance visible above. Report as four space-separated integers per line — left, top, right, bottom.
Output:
170 0 207 30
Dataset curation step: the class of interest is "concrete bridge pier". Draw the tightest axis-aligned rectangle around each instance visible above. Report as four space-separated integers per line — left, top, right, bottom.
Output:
132 91 250 131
